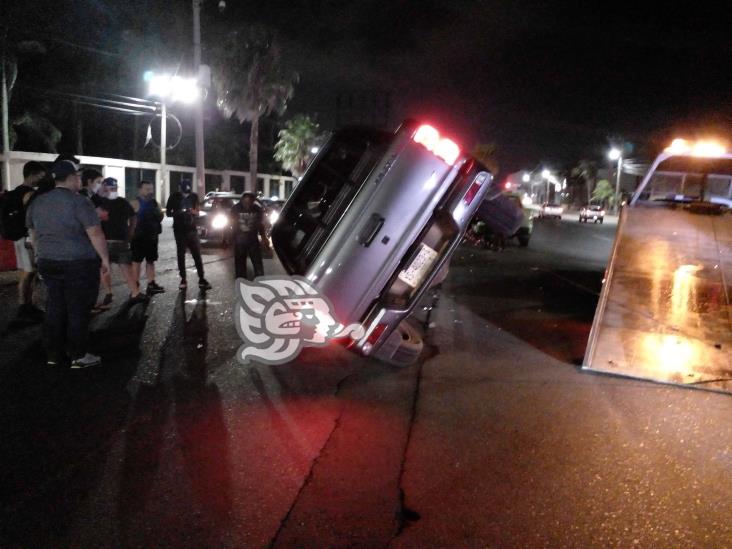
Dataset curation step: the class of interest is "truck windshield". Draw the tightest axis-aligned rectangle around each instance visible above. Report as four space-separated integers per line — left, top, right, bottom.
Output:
273 128 392 273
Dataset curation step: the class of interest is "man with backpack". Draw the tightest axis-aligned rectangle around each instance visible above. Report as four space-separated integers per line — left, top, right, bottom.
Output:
0 161 47 320
165 179 211 291
129 180 165 295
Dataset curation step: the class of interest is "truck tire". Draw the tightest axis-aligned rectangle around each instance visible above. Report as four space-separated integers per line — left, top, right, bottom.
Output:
518 233 530 247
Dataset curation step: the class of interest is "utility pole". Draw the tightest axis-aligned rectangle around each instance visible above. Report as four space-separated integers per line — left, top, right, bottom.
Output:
608 148 622 214
160 102 167 202
614 156 622 213
192 0 206 196
1 45 11 191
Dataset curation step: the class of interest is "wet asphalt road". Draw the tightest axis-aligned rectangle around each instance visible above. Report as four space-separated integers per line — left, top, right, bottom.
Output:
0 215 730 547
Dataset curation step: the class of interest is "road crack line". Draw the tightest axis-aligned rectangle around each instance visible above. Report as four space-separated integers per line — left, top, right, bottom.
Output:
268 366 361 548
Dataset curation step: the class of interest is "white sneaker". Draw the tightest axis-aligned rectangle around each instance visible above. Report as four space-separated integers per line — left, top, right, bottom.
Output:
70 353 102 369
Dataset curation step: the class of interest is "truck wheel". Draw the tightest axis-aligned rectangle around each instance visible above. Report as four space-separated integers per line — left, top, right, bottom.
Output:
518 234 530 247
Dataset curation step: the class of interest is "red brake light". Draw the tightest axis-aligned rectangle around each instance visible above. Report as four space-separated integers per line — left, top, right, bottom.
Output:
413 124 461 166
434 138 459 165
414 125 440 150
463 179 483 206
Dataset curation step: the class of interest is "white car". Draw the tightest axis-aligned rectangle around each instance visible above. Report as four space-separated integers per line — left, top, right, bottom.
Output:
539 202 563 219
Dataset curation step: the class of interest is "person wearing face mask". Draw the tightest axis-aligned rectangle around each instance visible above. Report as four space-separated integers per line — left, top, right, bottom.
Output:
92 177 147 311
79 169 103 199
79 168 110 223
165 179 211 290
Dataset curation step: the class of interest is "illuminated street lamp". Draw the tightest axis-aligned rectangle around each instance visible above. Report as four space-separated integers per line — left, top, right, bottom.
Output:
145 71 200 201
608 147 622 213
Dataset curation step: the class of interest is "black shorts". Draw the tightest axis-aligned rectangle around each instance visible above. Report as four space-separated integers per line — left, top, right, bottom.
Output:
131 237 159 263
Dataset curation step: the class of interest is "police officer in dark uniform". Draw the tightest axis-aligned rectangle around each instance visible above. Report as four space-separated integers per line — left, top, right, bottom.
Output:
165 179 211 290
230 191 269 280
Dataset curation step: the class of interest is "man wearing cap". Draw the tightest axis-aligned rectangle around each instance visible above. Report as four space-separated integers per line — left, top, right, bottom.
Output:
165 179 211 290
230 191 269 279
94 177 147 309
25 159 111 368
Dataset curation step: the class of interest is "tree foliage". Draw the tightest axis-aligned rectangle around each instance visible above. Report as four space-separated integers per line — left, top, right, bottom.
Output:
211 27 298 190
273 114 322 177
471 142 500 175
592 179 614 206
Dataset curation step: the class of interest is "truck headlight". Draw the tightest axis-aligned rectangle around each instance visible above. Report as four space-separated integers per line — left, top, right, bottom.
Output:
269 210 280 224
211 213 228 229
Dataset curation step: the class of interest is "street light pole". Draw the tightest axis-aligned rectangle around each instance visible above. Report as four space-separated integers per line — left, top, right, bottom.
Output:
192 0 206 196
160 101 167 202
614 156 622 213
1 58 11 191
609 148 622 214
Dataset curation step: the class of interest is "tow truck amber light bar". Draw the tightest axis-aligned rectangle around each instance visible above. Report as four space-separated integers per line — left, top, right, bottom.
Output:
665 138 727 157
413 124 460 166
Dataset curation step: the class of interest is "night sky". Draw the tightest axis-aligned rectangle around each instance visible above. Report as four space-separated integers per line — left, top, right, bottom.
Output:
6 1 732 175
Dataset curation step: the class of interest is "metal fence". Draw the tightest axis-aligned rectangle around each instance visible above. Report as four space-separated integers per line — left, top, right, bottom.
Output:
0 151 297 204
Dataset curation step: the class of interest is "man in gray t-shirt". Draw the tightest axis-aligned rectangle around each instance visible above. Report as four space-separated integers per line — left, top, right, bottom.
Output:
26 159 110 369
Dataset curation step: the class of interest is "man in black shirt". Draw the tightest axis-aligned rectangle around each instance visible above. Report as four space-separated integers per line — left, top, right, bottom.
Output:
231 191 269 279
165 179 211 290
94 177 147 309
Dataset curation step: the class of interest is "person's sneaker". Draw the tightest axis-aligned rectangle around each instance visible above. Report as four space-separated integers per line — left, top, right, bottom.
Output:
70 353 102 369
179 279 187 290
128 293 150 305
96 293 114 310
198 278 212 290
146 281 165 295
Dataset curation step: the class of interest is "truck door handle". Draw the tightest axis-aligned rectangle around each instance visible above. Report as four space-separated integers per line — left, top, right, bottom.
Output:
357 213 385 247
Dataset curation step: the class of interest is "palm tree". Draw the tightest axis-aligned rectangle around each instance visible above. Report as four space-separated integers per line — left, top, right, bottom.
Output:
471 142 500 175
273 114 322 177
211 27 298 191
592 179 614 208
576 159 598 204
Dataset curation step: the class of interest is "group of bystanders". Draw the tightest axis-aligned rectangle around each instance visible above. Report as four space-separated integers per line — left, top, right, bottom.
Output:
0 157 206 369
1 156 275 369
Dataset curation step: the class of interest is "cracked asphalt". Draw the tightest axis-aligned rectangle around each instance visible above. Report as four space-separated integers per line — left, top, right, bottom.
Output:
1 216 730 547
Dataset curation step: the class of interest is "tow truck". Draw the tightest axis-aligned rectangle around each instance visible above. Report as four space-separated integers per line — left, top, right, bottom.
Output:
583 138 732 393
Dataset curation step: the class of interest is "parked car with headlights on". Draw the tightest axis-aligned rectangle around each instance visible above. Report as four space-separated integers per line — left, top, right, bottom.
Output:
196 193 239 245
539 202 563 219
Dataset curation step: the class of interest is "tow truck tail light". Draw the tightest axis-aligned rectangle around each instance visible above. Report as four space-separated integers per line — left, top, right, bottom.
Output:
413 124 461 166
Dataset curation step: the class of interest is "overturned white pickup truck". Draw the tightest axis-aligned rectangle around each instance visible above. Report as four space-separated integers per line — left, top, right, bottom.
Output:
271 120 522 365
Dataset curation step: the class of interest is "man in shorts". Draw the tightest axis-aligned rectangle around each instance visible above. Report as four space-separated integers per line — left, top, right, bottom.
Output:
130 180 165 295
94 177 147 310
